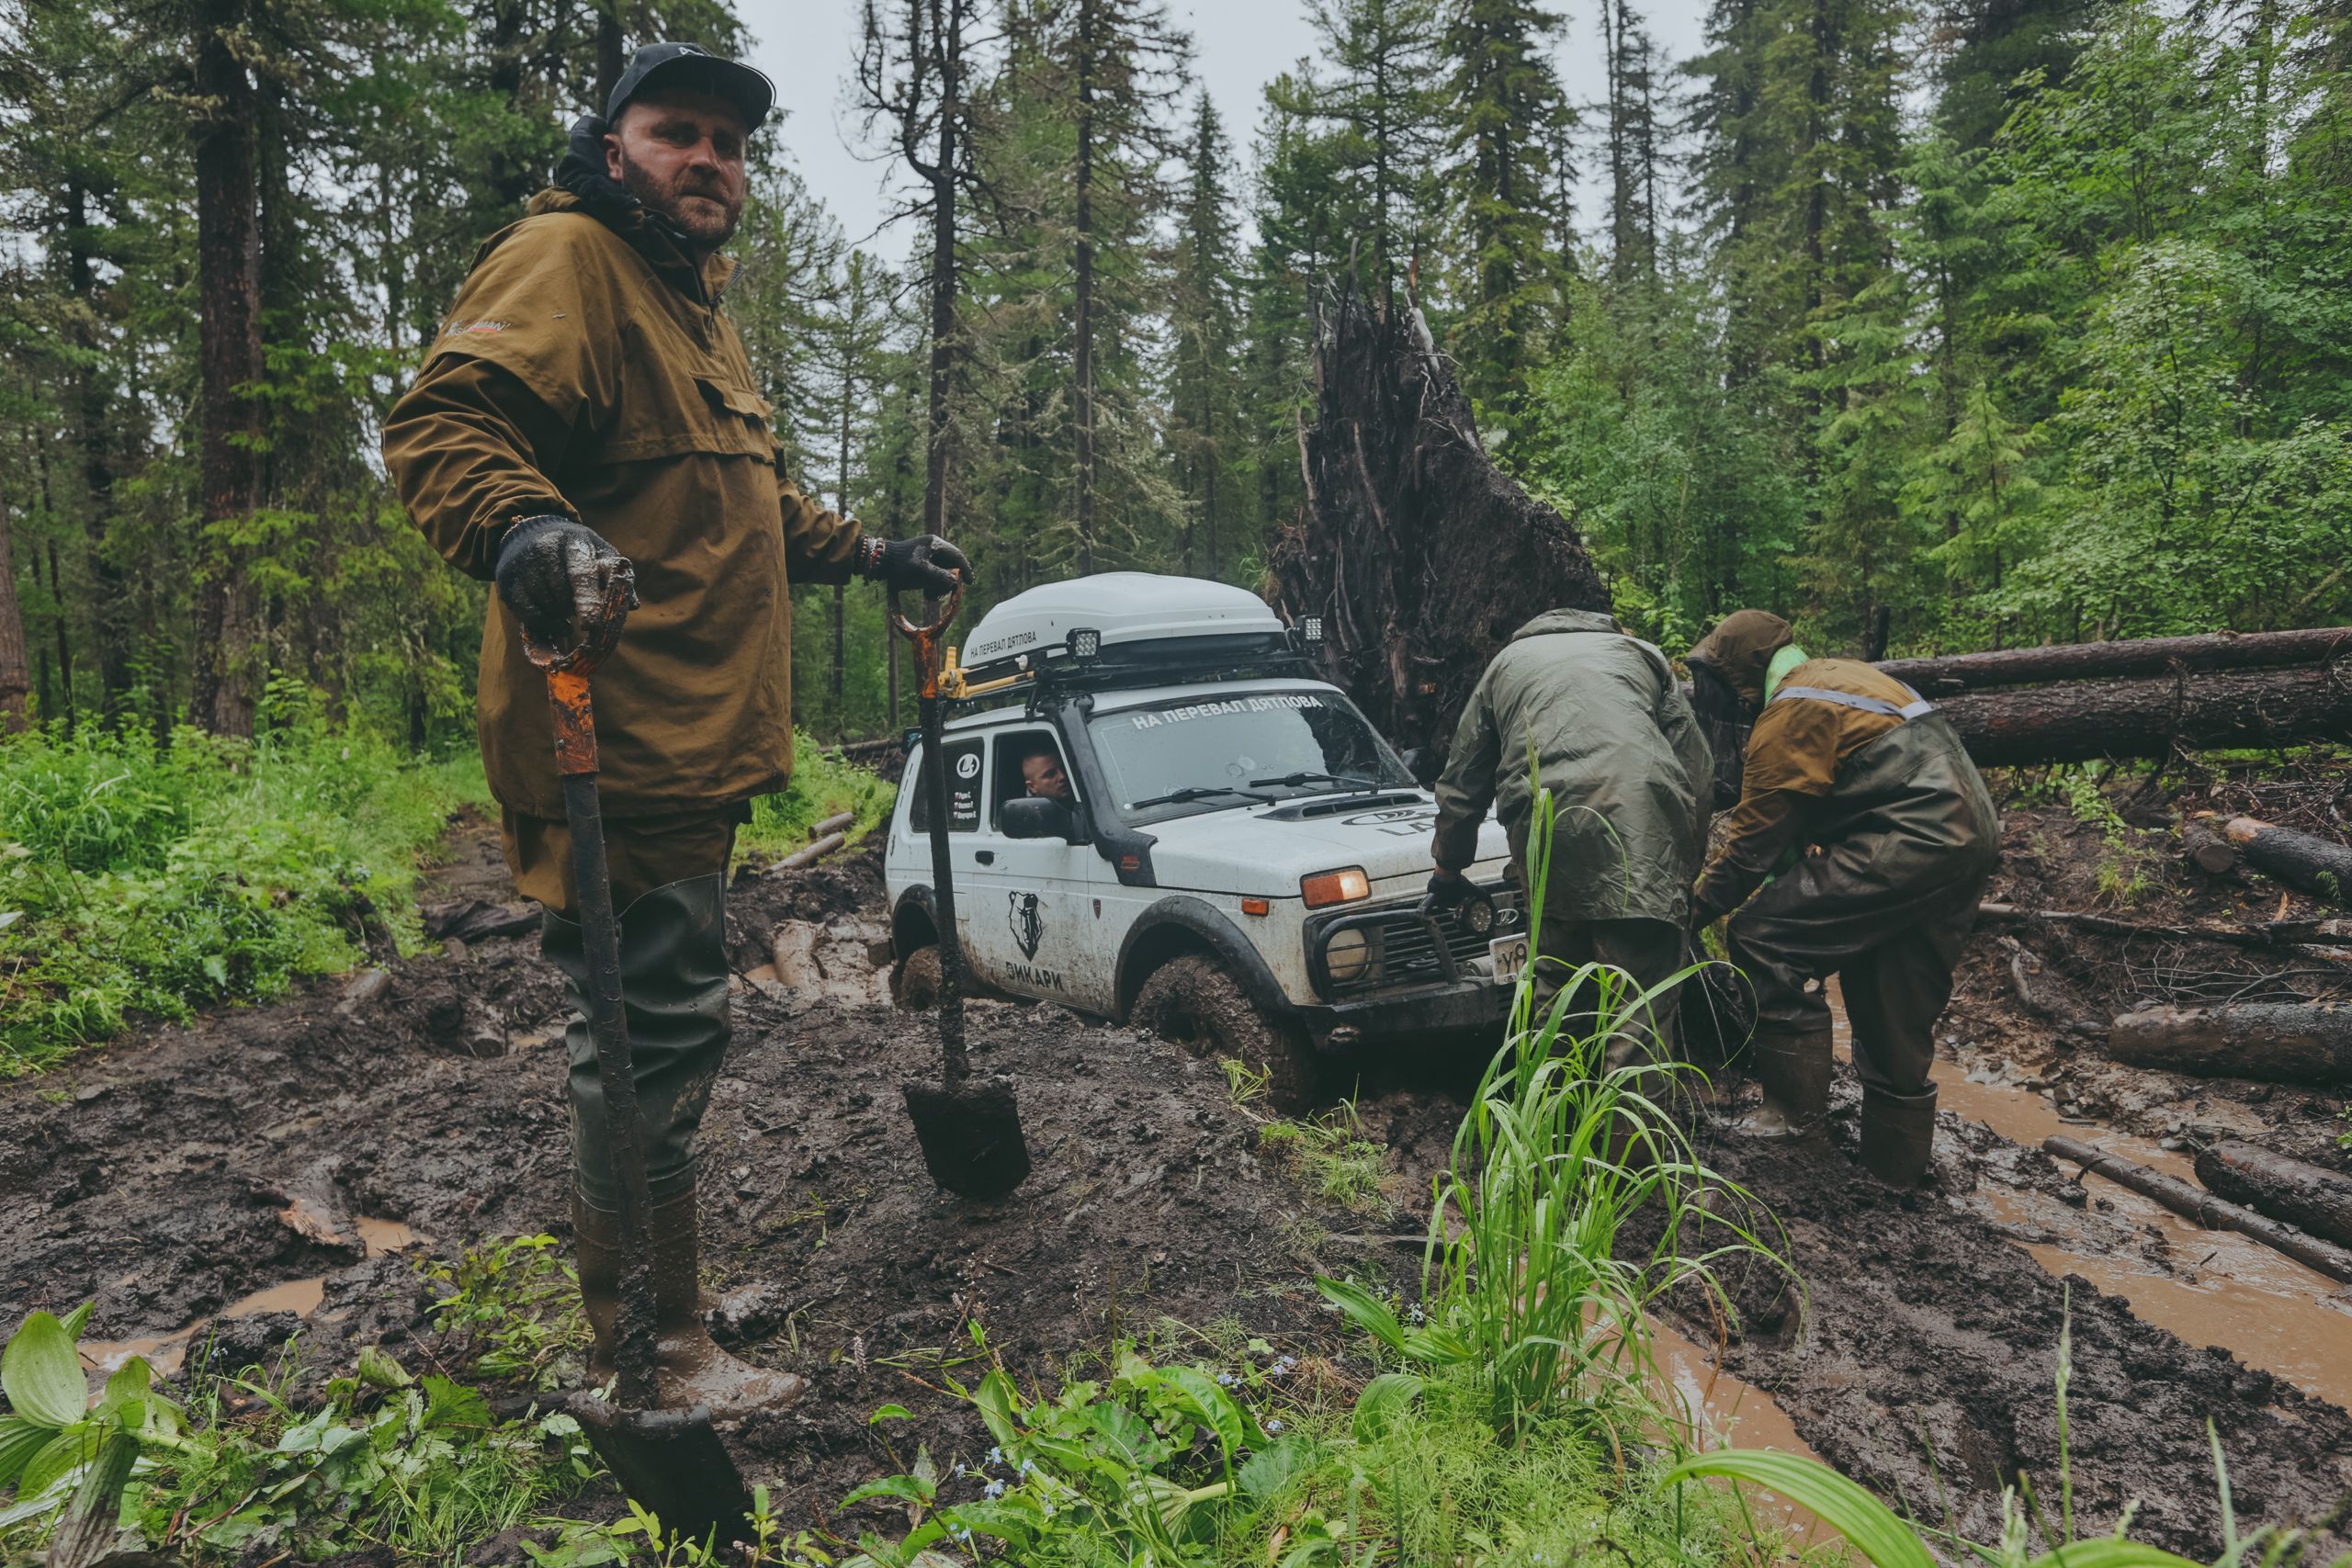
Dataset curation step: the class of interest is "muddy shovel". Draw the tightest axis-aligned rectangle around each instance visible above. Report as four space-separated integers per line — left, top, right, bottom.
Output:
523 580 756 1547
891 582 1033 1200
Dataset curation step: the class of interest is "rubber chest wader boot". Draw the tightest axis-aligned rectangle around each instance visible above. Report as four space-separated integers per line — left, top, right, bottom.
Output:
1860 1085 1938 1187
544 874 805 1417
1736 1031 1833 1140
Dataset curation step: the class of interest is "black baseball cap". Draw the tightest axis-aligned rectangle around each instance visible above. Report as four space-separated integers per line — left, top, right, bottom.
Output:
605 41 775 131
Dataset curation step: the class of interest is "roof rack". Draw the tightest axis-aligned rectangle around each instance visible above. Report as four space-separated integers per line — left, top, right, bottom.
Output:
940 620 1329 708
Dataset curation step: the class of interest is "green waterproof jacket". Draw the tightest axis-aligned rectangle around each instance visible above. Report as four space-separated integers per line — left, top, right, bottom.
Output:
1431 609 1713 925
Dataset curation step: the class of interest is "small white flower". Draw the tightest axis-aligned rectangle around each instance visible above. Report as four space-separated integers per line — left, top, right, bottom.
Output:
983 1478 1006 1498
987 1445 1003 1465
1216 1371 1238 1387
1017 1459 1036 1476
1264 1418 1285 1433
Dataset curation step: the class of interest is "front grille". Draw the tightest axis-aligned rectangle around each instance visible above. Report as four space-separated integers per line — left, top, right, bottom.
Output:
1314 887 1521 998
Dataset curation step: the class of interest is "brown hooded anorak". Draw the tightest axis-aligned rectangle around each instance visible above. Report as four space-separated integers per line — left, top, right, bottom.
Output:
383 188 860 821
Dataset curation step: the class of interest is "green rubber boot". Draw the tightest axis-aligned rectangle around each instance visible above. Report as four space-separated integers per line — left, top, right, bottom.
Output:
1860 1085 1939 1188
1735 1030 1832 1142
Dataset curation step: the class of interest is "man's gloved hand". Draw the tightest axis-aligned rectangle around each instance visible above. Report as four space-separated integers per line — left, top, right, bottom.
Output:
859 534 972 597
495 515 636 644
1419 870 1471 919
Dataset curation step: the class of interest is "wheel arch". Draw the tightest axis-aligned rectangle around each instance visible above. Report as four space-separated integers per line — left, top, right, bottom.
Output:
891 887 938 962
1114 896 1293 1024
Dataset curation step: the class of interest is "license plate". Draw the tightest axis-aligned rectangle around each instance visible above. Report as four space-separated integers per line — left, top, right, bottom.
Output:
1487 933 1529 983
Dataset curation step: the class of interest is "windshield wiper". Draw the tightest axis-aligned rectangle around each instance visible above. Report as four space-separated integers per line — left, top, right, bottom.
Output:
1249 770 1387 792
1126 784 1278 811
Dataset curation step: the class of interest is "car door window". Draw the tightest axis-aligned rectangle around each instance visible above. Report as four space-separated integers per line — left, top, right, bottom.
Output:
994 732 1080 824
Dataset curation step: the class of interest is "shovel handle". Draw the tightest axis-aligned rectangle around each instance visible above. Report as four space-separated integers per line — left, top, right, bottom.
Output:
525 577 662 1413
890 584 974 1084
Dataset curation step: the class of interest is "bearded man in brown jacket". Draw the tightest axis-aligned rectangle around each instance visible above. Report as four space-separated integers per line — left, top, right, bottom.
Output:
384 43 967 1416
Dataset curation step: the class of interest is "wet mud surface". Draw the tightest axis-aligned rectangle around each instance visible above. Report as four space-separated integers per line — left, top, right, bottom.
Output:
6 765 2352 1557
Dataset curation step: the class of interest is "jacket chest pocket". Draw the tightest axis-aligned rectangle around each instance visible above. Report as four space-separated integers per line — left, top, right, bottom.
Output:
602 353 776 464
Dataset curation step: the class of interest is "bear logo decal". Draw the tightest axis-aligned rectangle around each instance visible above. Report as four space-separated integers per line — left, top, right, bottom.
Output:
1008 891 1045 960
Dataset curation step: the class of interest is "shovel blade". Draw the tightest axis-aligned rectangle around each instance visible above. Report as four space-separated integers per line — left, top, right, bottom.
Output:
902 1074 1032 1199
570 1393 756 1546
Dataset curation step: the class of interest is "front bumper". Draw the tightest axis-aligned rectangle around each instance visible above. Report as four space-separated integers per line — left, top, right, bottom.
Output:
1295 884 1525 1050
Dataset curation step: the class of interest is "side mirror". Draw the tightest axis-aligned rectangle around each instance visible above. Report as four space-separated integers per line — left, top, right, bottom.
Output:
1001 795 1081 842
1399 746 1442 788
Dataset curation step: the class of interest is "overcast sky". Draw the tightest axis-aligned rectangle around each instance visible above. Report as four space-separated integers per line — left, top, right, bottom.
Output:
730 0 1712 253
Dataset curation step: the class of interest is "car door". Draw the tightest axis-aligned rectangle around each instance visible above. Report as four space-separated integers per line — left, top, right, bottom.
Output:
956 725 1115 1014
898 728 991 962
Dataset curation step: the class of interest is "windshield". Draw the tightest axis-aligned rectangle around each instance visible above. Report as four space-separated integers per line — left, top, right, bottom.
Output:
1088 689 1414 826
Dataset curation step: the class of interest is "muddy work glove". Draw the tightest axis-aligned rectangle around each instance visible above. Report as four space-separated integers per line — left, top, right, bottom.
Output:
858 534 971 597
494 515 637 645
1419 870 1471 919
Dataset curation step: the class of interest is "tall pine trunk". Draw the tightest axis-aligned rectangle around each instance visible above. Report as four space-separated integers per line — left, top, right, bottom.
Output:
191 0 263 738
1070 0 1100 576
0 461 30 731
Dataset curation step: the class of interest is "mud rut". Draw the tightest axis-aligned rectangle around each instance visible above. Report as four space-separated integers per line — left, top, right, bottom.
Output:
3 785 2350 1561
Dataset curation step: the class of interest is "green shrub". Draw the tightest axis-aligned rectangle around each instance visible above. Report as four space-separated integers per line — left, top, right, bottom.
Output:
740 730 895 860
0 716 487 1072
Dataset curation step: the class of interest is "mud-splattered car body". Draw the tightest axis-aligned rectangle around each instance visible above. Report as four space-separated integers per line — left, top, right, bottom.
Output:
883 575 1520 1058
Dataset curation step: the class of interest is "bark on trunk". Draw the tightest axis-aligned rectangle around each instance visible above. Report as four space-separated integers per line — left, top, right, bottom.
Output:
2194 1140 2352 1251
190 0 262 739
1932 663 2352 767
1069 0 1098 577
1882 626 2352 694
2043 1135 2352 1283
2107 1002 2352 1086
1270 278 1608 757
2182 818 2241 876
2223 816 2352 909
0 465 32 730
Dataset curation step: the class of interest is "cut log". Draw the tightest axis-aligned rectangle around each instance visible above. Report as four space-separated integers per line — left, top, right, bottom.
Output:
2106 1001 2352 1085
810 810 857 840
1933 663 2352 766
2042 1135 2352 1283
1974 901 2350 955
2181 819 2240 876
1880 626 2352 694
1270 278 1609 759
2223 816 2352 909
2194 1140 2352 1251
774 831 847 871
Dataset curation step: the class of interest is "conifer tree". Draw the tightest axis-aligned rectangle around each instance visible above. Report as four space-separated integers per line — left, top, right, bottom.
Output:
1166 93 1245 579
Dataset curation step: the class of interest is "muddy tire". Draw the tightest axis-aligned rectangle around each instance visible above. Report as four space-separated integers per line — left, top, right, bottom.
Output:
1131 953 1318 1112
892 944 943 1010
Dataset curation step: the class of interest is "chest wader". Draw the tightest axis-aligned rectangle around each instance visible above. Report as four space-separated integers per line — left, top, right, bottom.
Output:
1726 690 2000 1187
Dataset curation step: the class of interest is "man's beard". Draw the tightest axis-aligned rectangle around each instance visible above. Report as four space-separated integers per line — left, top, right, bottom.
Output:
616 147 741 249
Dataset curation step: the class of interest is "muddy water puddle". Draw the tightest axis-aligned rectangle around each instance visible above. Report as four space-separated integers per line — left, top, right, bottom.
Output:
81 1216 424 1379
1826 984 2352 1410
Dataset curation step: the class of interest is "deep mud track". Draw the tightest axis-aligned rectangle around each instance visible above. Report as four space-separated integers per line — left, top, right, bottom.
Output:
5 785 2352 1560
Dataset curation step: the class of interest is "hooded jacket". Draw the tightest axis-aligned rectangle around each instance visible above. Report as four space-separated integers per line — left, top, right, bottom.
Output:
383 141 859 819
1431 609 1712 925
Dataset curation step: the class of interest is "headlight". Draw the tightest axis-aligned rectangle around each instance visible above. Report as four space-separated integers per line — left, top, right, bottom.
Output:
1458 890 1497 937
1325 926 1378 985
1301 866 1371 908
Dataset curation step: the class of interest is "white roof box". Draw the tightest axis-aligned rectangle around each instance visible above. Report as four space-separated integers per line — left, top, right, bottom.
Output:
960 572 1288 671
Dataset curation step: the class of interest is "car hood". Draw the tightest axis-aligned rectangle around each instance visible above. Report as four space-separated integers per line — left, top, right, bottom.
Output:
1138 795 1511 897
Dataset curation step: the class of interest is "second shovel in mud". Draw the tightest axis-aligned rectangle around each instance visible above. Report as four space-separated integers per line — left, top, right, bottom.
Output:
892 582 1033 1201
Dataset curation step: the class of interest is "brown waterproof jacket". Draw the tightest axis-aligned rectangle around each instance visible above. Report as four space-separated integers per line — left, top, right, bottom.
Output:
383 188 861 819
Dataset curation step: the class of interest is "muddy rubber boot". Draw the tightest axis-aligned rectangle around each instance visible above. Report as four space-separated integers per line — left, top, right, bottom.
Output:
1735 1031 1831 1141
1860 1085 1938 1188
575 1188 807 1418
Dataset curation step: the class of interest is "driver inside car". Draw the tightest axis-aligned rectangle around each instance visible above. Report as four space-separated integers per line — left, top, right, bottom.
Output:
1021 744 1074 806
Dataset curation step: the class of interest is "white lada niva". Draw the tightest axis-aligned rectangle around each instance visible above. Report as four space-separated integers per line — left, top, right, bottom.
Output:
883 573 1522 1107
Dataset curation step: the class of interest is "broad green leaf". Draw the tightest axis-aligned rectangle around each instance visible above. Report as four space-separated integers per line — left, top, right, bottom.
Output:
18 1423 97 1498
2028 1542 2205 1568
97 1357 149 1416
841 1472 933 1508
421 1374 492 1429
866 1404 915 1424
1238 1435 1322 1502
0 1416 51 1487
2 1312 89 1427
1313 1278 1404 1351
1155 1365 1256 1458
1663 1450 1928 1568
356 1346 412 1390
1351 1372 1425 1443
43 1429 137 1568
933 1498 1042 1545
57 1303 93 1342
971 1370 1023 1449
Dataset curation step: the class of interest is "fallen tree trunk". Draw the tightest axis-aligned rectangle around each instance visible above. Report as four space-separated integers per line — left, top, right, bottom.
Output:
2223 817 2352 909
1270 278 1609 758
2181 819 2240 876
774 831 847 871
2107 1001 2352 1085
1975 901 2351 954
2193 1140 2352 1251
810 810 857 840
1933 663 2352 766
2042 1135 2352 1283
1882 626 2352 694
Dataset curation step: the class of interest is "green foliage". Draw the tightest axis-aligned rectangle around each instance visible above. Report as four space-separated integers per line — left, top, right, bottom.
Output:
0 716 486 1071
839 1332 1758 1568
1255 1102 1392 1217
740 732 897 861
2058 767 2159 907
423 1235 590 1392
